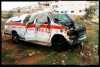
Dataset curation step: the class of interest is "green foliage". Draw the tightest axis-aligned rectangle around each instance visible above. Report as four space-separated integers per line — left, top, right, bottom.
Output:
38 52 57 64
74 16 85 26
6 11 14 18
2 11 14 19
2 11 14 30
38 50 80 64
1 19 7 30
84 5 96 20
87 28 98 46
2 51 15 64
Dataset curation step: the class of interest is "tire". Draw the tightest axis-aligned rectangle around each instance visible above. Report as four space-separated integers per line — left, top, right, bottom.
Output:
51 35 68 51
12 32 20 43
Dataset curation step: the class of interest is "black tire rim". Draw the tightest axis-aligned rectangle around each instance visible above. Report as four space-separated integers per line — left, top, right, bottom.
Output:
52 36 67 50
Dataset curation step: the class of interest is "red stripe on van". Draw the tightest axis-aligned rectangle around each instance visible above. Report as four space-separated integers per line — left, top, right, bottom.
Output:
6 22 64 29
26 24 64 29
6 22 24 26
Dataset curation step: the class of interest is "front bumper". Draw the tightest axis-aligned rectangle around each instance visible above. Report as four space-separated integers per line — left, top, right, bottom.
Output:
68 34 87 45
78 34 87 40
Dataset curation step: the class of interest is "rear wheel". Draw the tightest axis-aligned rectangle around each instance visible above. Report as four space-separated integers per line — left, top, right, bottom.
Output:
51 35 68 51
12 32 20 43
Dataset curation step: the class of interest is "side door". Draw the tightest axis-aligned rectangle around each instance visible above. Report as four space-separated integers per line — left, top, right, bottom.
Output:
10 17 26 38
23 15 36 41
34 13 51 42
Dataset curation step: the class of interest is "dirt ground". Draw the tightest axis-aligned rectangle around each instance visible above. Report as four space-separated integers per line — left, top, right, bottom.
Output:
2 34 48 64
1 32 99 65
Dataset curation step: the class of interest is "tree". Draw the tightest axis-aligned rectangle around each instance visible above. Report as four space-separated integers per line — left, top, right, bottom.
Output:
6 11 14 18
84 5 96 20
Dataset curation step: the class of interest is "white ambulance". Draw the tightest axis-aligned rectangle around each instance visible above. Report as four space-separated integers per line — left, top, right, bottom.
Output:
4 10 86 50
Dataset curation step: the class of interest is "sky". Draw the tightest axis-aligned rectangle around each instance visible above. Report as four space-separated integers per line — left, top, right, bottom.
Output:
1 1 90 11
1 2 38 11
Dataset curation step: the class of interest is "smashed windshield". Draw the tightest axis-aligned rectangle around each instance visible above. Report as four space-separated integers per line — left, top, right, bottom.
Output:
53 14 73 26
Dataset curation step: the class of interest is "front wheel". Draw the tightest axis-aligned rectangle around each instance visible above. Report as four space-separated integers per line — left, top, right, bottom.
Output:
51 35 68 51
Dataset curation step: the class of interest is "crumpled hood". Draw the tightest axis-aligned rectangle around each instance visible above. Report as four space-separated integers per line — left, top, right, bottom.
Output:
67 23 86 40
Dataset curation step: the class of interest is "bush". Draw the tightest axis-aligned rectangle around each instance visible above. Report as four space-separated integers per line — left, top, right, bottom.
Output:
6 11 14 18
84 5 96 20
1 18 7 30
74 15 85 26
